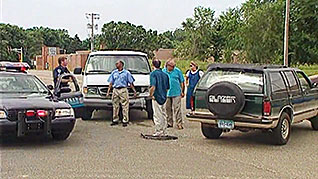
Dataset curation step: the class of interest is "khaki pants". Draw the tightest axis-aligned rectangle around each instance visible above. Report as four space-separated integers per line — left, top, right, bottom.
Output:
166 96 183 126
152 100 167 134
112 88 129 123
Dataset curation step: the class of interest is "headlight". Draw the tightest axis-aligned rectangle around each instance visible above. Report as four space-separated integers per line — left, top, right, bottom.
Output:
55 108 74 117
0 110 7 119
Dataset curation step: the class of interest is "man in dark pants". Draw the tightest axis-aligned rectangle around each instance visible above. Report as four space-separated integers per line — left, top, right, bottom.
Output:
53 56 70 88
106 60 137 127
149 59 170 136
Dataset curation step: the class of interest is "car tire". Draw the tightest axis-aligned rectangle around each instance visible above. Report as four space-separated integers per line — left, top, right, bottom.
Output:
201 123 222 139
81 109 94 120
310 117 318 130
272 112 291 145
52 132 70 141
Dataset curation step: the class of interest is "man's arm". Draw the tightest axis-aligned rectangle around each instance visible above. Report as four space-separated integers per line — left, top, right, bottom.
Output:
181 82 185 98
130 83 137 98
106 82 113 97
149 86 155 99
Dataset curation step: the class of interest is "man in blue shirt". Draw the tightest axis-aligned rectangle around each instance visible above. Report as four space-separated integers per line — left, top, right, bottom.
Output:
163 59 185 130
106 60 137 127
149 59 170 136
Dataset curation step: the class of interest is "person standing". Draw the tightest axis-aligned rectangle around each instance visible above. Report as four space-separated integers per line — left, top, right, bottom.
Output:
163 59 185 130
106 60 137 127
185 61 204 113
149 59 170 136
53 56 70 88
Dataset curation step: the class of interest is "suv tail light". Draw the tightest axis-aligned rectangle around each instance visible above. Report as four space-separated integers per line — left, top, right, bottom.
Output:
263 101 271 116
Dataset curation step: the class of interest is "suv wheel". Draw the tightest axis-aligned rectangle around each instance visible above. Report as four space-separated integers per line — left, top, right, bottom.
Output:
81 109 94 120
201 123 222 139
310 117 318 130
52 132 70 141
272 112 291 145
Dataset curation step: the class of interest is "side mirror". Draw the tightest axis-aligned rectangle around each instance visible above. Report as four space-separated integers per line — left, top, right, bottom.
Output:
74 67 82 75
47 85 54 90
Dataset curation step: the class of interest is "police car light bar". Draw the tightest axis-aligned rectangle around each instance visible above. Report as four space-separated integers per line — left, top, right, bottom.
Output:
0 61 30 73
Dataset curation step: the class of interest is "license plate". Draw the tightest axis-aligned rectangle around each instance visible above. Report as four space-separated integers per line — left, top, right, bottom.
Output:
217 120 234 129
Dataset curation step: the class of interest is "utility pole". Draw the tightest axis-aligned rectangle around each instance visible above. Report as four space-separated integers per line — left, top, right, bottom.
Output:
86 13 100 52
283 0 291 66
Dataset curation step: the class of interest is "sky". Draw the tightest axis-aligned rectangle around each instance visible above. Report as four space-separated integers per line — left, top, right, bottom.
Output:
0 0 245 40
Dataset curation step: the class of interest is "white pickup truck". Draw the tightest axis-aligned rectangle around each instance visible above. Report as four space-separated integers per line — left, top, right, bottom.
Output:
74 51 153 120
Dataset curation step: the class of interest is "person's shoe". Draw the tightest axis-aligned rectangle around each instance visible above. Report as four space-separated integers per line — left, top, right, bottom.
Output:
167 124 173 128
110 121 119 126
152 131 166 137
122 123 128 127
177 124 184 130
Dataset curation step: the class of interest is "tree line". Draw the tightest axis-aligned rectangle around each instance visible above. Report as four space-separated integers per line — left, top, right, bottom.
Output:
0 0 317 65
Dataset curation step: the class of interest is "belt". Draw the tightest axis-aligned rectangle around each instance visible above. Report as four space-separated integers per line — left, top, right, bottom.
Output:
114 87 126 89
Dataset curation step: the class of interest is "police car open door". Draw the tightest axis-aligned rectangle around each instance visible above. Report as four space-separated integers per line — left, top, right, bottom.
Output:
54 74 84 118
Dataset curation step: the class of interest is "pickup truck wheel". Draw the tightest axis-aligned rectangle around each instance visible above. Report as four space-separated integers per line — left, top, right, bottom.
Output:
272 112 291 145
201 123 222 139
310 117 318 130
146 100 153 119
81 109 94 120
52 132 70 141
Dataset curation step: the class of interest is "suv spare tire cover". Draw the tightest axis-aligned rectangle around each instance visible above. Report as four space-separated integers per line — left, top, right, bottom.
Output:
206 81 245 117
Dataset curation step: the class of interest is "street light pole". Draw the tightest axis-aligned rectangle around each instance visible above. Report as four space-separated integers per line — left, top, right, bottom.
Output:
283 0 291 66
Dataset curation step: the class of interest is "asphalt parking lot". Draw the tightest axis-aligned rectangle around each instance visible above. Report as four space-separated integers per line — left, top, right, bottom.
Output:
1 70 318 178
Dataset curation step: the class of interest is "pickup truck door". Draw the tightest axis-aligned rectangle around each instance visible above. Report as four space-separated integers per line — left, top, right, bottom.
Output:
294 71 318 122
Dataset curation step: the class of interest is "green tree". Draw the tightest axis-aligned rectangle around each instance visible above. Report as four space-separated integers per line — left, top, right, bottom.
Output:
174 6 220 60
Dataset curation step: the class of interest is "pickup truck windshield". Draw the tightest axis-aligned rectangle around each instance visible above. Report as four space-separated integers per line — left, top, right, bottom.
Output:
197 70 264 93
85 55 150 74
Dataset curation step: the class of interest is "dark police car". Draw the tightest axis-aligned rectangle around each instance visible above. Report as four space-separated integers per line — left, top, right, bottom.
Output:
0 62 76 140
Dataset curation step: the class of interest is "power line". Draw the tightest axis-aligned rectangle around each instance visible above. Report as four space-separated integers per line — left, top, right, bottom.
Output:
86 13 100 52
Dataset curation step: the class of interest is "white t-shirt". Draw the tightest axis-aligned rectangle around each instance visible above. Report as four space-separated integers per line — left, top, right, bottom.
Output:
186 70 204 78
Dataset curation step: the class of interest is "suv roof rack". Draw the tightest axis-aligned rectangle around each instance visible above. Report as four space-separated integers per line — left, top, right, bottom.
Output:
207 63 289 72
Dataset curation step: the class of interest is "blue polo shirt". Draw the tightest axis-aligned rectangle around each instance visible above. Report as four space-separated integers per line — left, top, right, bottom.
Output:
163 67 185 97
107 69 135 88
150 69 170 105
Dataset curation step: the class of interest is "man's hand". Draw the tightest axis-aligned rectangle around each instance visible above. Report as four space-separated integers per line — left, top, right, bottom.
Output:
106 92 110 98
181 92 185 98
133 91 137 98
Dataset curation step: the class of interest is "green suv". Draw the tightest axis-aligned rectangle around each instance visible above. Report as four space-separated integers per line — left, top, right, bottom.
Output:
187 63 318 145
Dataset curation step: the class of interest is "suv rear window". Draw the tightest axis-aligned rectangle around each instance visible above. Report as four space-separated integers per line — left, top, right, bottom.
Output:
197 70 264 93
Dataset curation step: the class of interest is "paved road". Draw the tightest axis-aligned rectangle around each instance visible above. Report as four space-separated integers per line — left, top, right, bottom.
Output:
1 70 318 178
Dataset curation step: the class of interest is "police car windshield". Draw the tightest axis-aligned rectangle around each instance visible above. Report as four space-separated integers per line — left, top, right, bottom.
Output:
0 74 49 95
85 55 150 74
